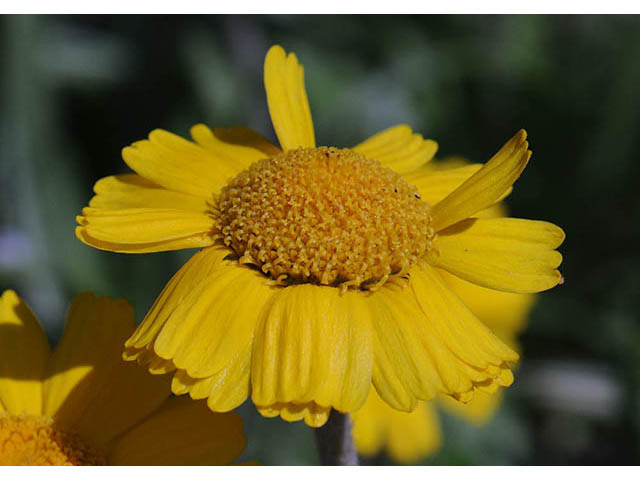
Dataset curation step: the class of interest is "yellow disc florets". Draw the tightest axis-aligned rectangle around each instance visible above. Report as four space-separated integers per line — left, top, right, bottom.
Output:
216 146 434 290
0 413 106 466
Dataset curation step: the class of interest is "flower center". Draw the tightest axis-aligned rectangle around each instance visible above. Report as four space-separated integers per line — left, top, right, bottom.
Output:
0 413 106 465
217 146 434 290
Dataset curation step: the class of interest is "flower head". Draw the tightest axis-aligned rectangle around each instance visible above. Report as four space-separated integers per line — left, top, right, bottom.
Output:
217 146 434 290
76 45 565 427
0 290 246 465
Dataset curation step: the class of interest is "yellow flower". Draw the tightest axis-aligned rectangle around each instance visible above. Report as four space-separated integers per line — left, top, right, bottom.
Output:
352 197 536 463
352 390 442 464
0 290 246 465
75 45 565 428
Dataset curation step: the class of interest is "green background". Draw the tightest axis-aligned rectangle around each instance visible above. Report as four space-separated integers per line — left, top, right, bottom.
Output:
1 15 639 465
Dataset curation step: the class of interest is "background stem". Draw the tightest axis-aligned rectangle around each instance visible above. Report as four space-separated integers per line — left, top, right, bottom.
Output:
314 411 359 466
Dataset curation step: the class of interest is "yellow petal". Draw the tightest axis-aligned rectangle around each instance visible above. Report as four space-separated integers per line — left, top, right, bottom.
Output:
351 392 386 458
352 389 442 464
88 174 209 212
121 128 239 198
264 45 315 150
109 397 246 465
475 202 509 219
411 265 519 366
170 347 251 413
427 217 565 293
353 125 438 174
203 352 251 412
146 355 176 375
0 290 50 415
437 268 535 334
42 293 171 448
256 402 331 428
152 258 274 378
251 285 373 416
386 401 441 464
409 266 518 395
125 245 262 414
366 284 443 412
76 207 215 253
439 389 503 426
208 126 281 156
430 129 530 232
125 245 231 359
190 124 280 172
403 163 482 206
366 266 517 409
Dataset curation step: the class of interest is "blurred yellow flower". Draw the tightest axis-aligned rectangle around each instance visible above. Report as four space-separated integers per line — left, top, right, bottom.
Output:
76 45 564 427
0 290 246 465
352 197 535 462
352 390 442 464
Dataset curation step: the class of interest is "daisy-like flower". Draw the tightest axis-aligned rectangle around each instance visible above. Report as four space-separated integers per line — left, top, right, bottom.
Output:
352 198 535 463
0 290 246 465
76 45 565 427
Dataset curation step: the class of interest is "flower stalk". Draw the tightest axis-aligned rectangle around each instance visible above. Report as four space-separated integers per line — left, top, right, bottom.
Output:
314 411 359 466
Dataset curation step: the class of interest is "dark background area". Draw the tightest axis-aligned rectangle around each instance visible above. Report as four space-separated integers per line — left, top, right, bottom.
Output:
1 15 639 465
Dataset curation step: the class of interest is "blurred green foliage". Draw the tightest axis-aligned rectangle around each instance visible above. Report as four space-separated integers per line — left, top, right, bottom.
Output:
1 15 639 465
